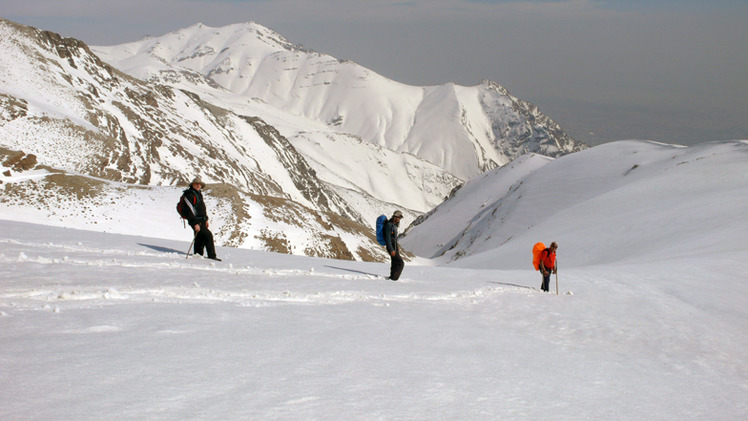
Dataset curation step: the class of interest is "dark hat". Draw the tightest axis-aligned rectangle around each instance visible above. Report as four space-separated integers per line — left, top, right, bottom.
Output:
392 210 403 218
191 177 206 188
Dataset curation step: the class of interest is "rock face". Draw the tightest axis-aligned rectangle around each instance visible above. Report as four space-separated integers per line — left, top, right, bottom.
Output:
479 81 584 162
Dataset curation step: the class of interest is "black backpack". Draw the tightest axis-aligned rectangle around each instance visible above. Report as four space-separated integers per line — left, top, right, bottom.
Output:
176 189 195 219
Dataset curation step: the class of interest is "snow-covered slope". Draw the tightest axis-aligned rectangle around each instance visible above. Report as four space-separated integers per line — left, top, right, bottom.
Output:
403 139 748 271
93 22 586 180
0 19 345 210
0 18 458 259
0 161 387 261
1 213 746 419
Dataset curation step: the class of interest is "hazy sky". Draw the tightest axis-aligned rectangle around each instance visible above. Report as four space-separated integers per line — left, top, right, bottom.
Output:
3 0 747 146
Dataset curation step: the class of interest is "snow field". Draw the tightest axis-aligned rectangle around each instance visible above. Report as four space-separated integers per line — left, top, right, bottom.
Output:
1 220 746 420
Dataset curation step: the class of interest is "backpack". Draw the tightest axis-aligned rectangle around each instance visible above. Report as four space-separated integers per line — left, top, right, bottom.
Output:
375 214 388 246
176 189 196 220
532 242 546 271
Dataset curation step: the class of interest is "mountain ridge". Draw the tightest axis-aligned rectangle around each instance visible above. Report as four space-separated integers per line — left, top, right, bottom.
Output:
93 21 586 179
1 17 581 260
0 17 389 260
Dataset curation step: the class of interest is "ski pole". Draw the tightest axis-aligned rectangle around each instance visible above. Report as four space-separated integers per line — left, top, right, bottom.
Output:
185 231 197 259
555 259 559 295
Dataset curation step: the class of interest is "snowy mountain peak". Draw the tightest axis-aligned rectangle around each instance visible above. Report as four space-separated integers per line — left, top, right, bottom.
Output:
0 17 405 260
103 20 306 75
94 21 587 179
481 79 510 96
2 16 580 260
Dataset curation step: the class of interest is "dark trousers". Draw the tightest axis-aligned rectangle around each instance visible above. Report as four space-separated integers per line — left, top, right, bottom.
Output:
193 222 216 258
541 269 553 292
390 251 404 280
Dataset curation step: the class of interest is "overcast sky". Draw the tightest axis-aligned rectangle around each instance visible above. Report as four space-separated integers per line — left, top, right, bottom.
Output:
3 0 747 146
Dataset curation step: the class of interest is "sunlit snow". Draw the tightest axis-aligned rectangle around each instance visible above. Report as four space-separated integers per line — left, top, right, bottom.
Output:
2 139 747 419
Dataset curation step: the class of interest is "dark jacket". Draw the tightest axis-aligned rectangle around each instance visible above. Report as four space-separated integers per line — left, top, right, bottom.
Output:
384 219 399 254
182 187 208 227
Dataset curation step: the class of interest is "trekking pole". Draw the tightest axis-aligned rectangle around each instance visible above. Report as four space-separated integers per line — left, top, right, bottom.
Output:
555 259 559 295
185 231 197 259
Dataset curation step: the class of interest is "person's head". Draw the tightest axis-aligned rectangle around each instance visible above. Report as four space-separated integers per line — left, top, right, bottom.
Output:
550 242 558 251
392 210 403 223
191 177 206 190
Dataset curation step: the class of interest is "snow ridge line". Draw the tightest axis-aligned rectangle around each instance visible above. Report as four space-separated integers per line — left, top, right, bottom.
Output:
0 238 183 258
0 284 530 311
5 251 232 272
0 239 379 278
1 250 383 279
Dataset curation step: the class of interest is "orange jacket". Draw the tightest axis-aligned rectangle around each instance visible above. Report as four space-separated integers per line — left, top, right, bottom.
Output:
540 249 555 270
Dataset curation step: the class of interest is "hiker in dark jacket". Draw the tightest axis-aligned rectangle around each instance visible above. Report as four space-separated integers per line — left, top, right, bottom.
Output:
183 177 220 261
384 210 404 281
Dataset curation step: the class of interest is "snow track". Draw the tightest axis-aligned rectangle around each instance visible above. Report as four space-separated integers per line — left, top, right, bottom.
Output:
0 235 535 313
1 283 532 311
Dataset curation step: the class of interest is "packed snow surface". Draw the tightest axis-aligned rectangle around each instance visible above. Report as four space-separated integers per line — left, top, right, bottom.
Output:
1 218 746 419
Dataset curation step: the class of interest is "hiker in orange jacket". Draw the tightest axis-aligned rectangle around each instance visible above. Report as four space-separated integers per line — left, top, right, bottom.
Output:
539 242 558 292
